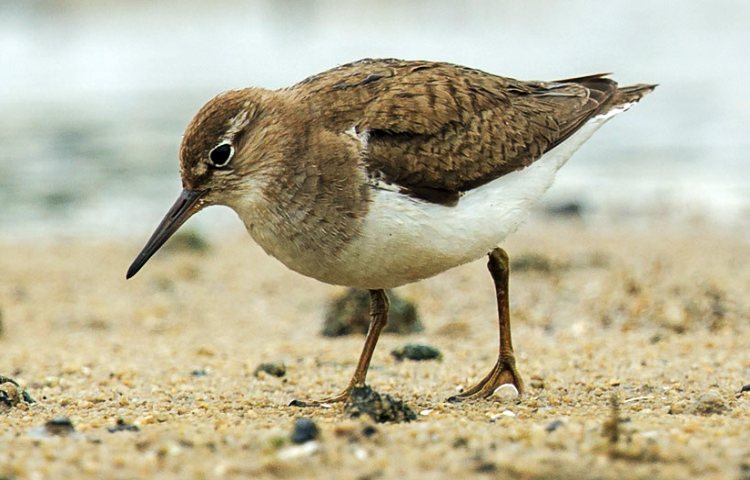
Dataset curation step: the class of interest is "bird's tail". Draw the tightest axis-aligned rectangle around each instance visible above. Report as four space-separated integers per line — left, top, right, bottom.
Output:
611 83 658 107
556 73 657 112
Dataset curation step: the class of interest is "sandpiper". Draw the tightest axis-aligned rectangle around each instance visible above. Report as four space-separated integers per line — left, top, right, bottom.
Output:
127 58 655 404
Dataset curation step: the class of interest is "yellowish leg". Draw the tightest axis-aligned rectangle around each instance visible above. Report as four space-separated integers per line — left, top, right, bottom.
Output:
291 289 389 406
448 248 524 401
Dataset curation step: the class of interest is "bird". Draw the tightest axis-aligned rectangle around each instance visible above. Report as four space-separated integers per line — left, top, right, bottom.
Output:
126 58 655 405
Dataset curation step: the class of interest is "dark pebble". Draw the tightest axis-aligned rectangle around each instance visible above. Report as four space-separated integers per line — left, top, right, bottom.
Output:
361 425 378 438
322 289 423 337
290 418 320 444
45 416 75 436
0 376 36 407
191 368 208 377
254 362 286 378
474 462 498 473
740 384 750 394
452 437 469 448
107 418 140 433
345 385 416 424
390 344 442 362
163 229 210 253
544 201 584 218
510 253 555 273
545 419 564 432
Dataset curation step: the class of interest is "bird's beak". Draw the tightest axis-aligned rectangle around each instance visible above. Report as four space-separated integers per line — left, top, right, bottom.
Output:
126 189 207 279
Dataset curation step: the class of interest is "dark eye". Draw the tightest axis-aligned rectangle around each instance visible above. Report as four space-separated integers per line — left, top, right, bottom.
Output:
209 143 234 167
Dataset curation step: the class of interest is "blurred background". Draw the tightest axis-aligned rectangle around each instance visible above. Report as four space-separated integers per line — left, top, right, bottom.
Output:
1 0 748 237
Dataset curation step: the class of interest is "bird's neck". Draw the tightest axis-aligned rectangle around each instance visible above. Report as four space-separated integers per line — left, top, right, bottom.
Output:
231 125 372 275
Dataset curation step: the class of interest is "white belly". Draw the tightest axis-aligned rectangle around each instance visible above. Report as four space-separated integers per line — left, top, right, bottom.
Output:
328 106 630 289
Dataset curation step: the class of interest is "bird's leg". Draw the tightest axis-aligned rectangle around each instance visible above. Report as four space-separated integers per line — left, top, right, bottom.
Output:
448 248 524 401
291 289 389 407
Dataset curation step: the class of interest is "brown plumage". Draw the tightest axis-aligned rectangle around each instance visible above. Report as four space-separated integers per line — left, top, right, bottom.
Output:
290 58 655 203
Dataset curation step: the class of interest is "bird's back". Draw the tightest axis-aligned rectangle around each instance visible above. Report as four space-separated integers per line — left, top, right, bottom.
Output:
290 59 655 205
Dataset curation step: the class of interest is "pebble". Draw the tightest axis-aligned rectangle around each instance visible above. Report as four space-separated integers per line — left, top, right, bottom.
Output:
490 384 520 401
353 447 368 460
529 376 545 389
510 253 555 272
345 385 417 424
0 376 36 408
391 344 442 362
290 418 320 444
107 418 140 433
545 419 564 432
687 390 728 415
45 416 76 436
254 362 286 378
322 289 423 337
276 441 319 460
163 229 210 253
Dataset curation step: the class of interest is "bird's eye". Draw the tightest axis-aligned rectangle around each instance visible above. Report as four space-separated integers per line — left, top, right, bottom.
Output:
209 143 234 168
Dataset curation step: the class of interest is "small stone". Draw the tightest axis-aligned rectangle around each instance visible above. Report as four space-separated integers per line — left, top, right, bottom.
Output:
529 375 545 389
452 436 469 448
511 253 555 273
490 384 520 401
0 382 19 408
390 344 442 362
687 390 728 415
474 461 498 473
545 419 564 432
107 418 140 433
163 229 210 253
544 201 584 218
345 385 417 424
322 289 422 337
254 362 286 378
191 368 208 377
45 416 76 436
196 346 215 357
290 418 320 444
0 376 36 408
276 441 319 460
361 425 378 438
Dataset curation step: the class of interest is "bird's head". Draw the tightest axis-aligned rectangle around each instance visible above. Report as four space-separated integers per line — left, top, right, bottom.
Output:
126 88 295 279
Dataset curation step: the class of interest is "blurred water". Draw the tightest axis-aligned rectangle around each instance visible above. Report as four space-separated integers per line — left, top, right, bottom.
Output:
1 0 749 236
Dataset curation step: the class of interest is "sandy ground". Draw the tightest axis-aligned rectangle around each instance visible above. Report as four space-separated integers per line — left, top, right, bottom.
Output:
1 219 749 479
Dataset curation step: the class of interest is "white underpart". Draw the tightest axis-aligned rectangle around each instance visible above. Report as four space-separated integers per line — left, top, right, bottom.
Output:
335 104 633 289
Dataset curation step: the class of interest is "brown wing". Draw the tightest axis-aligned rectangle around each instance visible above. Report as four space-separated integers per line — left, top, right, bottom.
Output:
291 59 637 204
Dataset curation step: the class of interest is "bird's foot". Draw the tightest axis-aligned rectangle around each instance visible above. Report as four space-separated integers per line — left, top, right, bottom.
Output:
289 386 353 408
447 355 524 402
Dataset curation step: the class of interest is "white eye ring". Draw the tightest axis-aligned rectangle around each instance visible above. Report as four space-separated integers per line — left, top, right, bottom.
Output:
209 142 234 168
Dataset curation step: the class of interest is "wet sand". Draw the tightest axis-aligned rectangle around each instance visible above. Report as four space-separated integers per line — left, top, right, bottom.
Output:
1 220 749 479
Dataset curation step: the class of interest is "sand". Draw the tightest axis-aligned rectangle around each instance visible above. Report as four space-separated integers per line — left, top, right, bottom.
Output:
1 220 749 479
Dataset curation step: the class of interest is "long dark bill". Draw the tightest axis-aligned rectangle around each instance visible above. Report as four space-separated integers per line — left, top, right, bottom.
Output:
126 189 207 279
